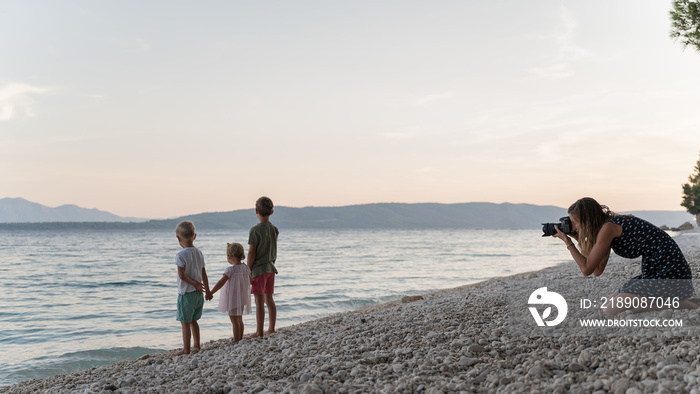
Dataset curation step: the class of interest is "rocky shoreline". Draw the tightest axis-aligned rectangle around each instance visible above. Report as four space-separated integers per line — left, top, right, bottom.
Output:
3 233 700 394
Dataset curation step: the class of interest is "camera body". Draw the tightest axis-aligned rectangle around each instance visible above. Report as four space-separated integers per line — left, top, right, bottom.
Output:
542 216 573 237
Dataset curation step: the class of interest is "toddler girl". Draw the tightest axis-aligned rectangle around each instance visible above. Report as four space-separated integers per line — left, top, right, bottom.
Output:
209 242 252 341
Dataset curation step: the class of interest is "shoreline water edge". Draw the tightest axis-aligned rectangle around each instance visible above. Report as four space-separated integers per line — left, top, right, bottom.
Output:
3 232 700 393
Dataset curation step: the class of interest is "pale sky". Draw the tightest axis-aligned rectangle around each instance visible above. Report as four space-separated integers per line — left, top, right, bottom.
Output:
2 1 700 219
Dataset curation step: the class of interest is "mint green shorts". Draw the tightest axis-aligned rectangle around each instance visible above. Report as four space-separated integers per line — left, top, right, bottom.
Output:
177 291 204 323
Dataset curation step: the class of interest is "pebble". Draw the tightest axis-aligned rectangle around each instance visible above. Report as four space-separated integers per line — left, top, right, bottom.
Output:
611 378 629 394
4 240 700 393
459 356 478 367
528 366 543 377
468 344 487 353
299 373 313 382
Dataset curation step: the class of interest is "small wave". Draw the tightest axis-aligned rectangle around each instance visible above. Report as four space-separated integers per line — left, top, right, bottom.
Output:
284 296 395 313
0 346 165 387
472 253 511 257
57 280 162 289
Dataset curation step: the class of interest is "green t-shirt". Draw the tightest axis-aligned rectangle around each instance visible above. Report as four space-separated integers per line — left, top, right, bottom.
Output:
248 222 279 278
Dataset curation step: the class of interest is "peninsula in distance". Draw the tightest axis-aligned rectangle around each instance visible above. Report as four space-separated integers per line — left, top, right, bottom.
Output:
0 197 695 231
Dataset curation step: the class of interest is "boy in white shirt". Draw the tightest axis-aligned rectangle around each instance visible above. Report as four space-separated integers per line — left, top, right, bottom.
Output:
174 221 211 355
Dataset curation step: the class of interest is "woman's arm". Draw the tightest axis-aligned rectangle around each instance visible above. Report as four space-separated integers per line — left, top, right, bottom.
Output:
592 250 610 276
556 222 620 276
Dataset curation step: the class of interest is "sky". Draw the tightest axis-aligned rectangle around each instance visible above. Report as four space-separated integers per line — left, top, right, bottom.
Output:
2 1 700 219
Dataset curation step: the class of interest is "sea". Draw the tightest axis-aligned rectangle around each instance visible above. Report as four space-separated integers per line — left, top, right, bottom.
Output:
0 228 573 387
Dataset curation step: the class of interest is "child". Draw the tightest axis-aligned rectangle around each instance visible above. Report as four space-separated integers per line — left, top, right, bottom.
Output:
174 220 211 355
208 242 252 342
247 196 279 338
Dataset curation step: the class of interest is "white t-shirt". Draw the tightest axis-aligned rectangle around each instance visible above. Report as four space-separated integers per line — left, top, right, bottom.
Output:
175 247 205 295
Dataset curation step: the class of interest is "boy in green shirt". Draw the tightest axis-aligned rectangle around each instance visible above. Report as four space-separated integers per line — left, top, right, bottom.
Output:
247 196 279 338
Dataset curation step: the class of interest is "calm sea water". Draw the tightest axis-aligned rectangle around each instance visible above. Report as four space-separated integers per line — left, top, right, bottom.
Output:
0 228 571 386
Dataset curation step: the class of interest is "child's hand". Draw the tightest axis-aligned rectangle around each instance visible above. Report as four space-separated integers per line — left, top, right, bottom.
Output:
194 281 205 294
205 290 213 301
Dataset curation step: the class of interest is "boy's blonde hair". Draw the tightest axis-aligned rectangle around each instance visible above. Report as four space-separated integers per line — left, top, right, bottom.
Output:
175 221 196 241
227 242 245 261
256 196 274 217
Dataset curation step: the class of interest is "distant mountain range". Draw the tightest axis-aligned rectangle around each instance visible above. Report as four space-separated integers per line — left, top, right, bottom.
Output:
0 198 145 223
0 198 696 231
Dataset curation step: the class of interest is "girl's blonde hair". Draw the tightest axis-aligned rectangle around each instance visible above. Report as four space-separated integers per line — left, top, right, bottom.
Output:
227 242 245 261
568 197 616 256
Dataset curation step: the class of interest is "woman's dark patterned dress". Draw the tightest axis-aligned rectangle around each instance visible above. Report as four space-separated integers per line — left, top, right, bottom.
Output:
609 215 694 299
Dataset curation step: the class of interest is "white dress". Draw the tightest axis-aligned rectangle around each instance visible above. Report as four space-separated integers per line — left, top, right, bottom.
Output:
218 264 252 316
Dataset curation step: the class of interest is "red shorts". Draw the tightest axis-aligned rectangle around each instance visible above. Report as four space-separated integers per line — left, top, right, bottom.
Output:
251 273 275 295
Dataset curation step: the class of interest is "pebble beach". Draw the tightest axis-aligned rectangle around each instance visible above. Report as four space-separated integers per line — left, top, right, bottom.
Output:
3 233 700 394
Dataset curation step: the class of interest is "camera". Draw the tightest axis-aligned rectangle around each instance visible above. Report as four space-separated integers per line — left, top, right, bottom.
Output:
542 217 573 237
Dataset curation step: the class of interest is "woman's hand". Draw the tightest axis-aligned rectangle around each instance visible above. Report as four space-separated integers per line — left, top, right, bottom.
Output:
553 225 573 247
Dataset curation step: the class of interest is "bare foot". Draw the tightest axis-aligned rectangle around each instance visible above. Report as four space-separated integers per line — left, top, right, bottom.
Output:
247 332 263 339
264 329 275 335
172 349 189 357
